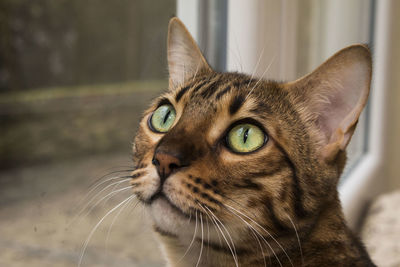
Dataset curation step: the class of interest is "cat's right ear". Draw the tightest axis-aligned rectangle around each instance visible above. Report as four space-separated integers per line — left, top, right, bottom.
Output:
167 17 212 88
286 45 372 163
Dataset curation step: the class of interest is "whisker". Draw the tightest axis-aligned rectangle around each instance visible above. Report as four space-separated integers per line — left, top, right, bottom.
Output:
179 210 198 262
79 175 133 209
78 194 135 267
80 186 133 220
192 63 200 80
86 169 134 190
127 198 142 215
249 225 268 267
286 214 304 266
225 204 293 267
226 204 268 266
224 195 274 265
195 213 204 267
199 204 239 267
102 177 135 207
105 196 137 251
186 210 193 225
198 204 222 248
88 174 133 193
245 55 276 100
225 205 276 267
68 179 131 227
233 34 244 73
248 45 266 87
198 205 225 251
77 179 131 218
205 206 238 262
206 211 210 258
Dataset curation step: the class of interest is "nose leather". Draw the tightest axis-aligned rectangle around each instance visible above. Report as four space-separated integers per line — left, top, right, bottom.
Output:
152 152 182 181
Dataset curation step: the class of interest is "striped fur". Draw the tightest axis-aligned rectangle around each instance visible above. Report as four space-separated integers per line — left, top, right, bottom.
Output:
130 18 375 266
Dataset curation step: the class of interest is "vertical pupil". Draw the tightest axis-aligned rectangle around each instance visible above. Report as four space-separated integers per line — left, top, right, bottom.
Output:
243 128 249 143
163 110 171 124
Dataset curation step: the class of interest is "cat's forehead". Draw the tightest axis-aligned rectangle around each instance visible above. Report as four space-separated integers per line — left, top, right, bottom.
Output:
167 72 283 116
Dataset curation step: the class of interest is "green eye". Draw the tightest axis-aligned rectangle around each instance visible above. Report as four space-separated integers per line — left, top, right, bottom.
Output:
227 123 266 153
150 104 176 133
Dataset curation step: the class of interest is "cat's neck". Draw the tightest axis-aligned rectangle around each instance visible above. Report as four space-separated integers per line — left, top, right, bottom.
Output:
154 199 370 267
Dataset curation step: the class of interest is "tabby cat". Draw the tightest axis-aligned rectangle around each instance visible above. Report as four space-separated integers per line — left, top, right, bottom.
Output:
130 18 375 266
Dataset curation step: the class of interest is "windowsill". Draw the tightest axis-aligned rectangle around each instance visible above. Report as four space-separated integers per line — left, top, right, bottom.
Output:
339 153 384 230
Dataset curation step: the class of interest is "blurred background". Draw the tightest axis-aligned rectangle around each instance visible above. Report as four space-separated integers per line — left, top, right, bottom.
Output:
1 0 400 266
0 0 174 168
0 0 174 266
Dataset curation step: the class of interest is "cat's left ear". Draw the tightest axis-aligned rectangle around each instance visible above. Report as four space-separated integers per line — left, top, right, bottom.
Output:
167 17 212 87
286 45 372 162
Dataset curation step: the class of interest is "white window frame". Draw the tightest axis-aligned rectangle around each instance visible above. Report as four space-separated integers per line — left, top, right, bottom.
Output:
177 0 200 43
178 0 396 229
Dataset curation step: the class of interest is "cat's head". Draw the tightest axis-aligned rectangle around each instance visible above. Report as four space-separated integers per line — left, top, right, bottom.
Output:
130 18 371 245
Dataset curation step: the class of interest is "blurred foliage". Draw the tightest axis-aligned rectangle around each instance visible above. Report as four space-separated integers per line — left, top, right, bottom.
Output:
0 0 175 91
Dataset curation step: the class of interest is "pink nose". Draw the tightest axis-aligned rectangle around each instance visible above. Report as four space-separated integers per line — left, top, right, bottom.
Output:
152 152 181 180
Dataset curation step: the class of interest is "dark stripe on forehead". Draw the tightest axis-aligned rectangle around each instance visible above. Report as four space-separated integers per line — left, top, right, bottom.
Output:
231 79 254 90
229 94 245 115
175 85 191 102
238 78 254 87
200 79 223 99
175 76 208 102
215 78 253 100
191 80 209 95
215 85 232 100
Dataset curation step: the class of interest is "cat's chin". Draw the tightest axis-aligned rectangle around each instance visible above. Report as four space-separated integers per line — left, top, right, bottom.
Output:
148 195 192 235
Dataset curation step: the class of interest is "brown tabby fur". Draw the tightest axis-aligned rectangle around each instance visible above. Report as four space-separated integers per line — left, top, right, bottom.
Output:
130 18 375 266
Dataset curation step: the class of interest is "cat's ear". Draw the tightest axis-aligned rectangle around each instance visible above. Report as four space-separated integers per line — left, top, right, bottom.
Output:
286 45 372 162
167 17 212 87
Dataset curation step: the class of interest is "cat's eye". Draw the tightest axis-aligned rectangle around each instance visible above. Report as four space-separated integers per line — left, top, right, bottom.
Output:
149 104 176 133
227 123 266 153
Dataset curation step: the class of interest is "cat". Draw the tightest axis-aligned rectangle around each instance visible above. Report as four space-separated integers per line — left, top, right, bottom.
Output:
130 17 376 267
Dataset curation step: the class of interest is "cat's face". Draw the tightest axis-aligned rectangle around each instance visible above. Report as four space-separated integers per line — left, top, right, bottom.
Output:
132 73 300 236
130 18 371 249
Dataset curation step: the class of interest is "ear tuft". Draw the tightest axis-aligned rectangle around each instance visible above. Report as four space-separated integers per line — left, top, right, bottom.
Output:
287 45 372 162
167 17 212 88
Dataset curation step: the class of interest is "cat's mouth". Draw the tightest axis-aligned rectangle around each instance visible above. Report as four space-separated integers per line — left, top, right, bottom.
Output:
148 191 191 219
148 192 199 236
